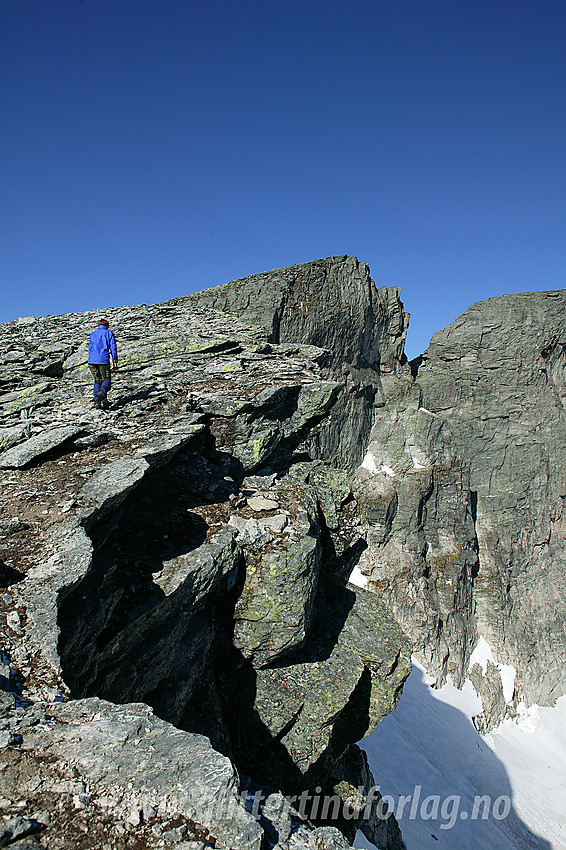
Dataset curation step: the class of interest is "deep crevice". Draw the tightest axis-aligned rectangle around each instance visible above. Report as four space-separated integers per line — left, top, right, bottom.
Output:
58 433 241 706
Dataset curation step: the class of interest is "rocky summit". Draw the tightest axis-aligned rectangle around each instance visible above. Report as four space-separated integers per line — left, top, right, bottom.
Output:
0 255 565 850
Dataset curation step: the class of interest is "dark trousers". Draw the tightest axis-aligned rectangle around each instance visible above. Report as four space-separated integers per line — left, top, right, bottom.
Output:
88 364 111 400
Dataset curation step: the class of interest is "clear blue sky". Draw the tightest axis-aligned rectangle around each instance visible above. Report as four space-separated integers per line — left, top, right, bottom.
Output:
2 0 565 358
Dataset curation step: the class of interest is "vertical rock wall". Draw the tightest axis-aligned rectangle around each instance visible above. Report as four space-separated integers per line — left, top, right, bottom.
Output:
356 287 566 725
417 291 566 707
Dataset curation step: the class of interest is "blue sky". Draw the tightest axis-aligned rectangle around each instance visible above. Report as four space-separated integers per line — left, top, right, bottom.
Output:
1 0 565 358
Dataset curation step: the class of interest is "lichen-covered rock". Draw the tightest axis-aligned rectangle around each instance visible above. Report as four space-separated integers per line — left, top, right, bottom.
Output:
233 485 321 666
230 585 411 789
330 745 406 850
80 456 150 520
0 424 84 469
234 534 320 665
0 422 31 453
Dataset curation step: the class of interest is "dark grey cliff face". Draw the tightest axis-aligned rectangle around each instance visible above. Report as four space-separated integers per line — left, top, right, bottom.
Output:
182 256 410 470
356 287 566 731
417 291 566 707
175 255 409 375
0 261 411 850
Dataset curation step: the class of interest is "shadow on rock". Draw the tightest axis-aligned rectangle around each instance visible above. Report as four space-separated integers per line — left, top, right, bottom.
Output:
0 558 25 587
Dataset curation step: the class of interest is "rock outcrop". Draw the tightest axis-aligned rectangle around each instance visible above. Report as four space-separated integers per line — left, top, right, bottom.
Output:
3 254 563 848
355 288 566 730
0 257 411 850
176 255 409 376
417 291 566 708
184 256 410 470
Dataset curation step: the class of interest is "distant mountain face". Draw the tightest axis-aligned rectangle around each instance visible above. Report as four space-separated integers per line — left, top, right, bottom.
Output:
356 286 566 728
418 291 566 709
0 255 564 849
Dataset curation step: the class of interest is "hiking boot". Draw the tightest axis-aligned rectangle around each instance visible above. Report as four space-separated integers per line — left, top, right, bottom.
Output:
94 402 101 409
101 398 110 410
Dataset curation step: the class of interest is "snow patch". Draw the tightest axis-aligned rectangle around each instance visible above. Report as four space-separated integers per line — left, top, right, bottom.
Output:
513 702 541 735
491 695 566 847
469 635 516 705
348 565 368 589
381 464 396 478
361 451 378 473
358 659 565 849
469 635 494 673
410 455 427 470
500 664 516 705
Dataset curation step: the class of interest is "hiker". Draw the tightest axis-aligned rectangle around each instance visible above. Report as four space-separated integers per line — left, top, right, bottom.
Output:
88 319 118 409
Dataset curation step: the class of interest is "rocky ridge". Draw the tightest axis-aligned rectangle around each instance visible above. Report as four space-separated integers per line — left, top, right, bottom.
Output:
0 258 410 850
2 254 564 849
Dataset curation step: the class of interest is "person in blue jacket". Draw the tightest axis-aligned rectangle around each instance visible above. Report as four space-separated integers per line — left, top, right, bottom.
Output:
88 319 118 409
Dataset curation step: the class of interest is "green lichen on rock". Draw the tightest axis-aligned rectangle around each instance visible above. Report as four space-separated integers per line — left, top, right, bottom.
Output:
234 534 321 665
239 585 411 786
0 424 31 453
0 382 52 413
231 424 282 470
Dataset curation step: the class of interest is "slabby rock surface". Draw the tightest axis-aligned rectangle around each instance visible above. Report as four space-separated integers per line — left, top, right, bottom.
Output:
20 697 263 850
0 256 411 850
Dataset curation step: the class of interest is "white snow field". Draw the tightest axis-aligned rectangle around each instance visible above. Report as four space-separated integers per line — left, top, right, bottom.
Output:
355 660 566 850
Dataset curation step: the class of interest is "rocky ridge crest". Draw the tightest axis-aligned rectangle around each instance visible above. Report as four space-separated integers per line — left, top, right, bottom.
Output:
2 255 564 849
0 257 410 850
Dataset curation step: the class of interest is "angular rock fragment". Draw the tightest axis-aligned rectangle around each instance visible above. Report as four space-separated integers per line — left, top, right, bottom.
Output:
0 423 31 453
21 698 263 850
0 425 84 468
234 533 321 665
232 586 411 787
80 456 149 520
236 518 274 548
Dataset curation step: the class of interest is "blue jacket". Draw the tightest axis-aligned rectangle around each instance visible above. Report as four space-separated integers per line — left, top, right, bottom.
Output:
88 325 118 365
